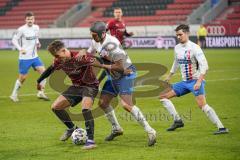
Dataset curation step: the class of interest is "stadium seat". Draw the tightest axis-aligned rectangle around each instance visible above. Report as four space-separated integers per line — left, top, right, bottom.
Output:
75 0 204 27
210 5 240 25
0 0 83 28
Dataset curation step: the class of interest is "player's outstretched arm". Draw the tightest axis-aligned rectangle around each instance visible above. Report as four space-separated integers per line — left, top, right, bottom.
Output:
36 65 55 90
12 30 26 54
166 58 178 83
124 30 134 37
193 48 209 90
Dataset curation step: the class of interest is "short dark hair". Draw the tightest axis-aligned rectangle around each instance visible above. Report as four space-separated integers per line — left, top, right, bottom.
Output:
175 24 190 32
114 7 122 11
47 40 65 56
25 12 34 18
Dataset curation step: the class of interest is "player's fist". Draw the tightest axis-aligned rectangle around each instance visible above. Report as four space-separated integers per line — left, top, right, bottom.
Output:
194 81 201 90
20 49 26 54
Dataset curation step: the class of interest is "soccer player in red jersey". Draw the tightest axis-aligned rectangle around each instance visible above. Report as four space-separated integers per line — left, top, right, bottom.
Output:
37 40 100 149
107 7 133 46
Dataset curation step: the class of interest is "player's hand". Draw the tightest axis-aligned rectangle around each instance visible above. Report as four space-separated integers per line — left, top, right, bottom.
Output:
37 83 42 91
78 49 87 56
37 43 41 49
20 49 26 54
194 81 201 90
129 32 134 36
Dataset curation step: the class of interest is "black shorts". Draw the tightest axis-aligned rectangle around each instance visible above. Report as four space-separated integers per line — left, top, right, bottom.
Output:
199 36 206 41
61 86 98 107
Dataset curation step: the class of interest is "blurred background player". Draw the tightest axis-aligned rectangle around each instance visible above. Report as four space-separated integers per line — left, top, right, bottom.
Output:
37 40 99 150
197 24 207 48
159 24 228 135
107 7 134 48
88 21 156 146
10 12 48 102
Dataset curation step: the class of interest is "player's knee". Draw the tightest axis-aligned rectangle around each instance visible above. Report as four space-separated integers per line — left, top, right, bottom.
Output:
51 103 62 110
98 99 107 109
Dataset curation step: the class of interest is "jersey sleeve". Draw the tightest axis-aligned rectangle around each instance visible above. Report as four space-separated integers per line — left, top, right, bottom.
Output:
170 48 179 74
193 45 209 75
87 40 96 55
103 40 125 62
106 20 113 30
37 65 55 83
36 25 40 44
12 28 23 51
52 59 62 70
76 54 96 66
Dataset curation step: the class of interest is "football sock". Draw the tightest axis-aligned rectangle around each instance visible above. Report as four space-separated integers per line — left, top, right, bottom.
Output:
160 98 181 121
52 108 75 129
39 79 46 91
82 109 94 140
11 79 22 96
130 106 153 133
103 106 122 131
202 104 224 129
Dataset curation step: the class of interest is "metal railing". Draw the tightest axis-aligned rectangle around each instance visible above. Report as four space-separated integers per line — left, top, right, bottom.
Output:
53 0 91 28
202 0 228 24
187 0 211 24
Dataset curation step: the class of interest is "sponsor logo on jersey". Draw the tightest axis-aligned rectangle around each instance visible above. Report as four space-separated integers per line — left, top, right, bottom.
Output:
26 36 37 40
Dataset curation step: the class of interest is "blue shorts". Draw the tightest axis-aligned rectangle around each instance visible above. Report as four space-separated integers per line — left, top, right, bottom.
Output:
101 65 136 96
19 57 44 75
172 79 206 97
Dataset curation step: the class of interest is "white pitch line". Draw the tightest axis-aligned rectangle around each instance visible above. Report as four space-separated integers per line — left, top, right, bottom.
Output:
206 77 240 82
0 77 239 99
0 92 59 98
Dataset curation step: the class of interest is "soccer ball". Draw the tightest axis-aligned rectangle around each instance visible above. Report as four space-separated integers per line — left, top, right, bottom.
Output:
71 128 88 145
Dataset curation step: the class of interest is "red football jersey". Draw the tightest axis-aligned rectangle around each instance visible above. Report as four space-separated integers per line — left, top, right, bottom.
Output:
107 19 127 44
53 51 99 87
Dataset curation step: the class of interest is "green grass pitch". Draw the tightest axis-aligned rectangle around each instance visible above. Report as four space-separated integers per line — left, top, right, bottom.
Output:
0 49 239 160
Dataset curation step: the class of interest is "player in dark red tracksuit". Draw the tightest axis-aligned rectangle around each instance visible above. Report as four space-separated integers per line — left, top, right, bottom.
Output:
99 8 135 84
106 7 133 46
37 40 101 150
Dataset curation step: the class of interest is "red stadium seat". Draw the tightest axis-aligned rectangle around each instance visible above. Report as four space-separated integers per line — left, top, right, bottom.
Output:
0 0 81 28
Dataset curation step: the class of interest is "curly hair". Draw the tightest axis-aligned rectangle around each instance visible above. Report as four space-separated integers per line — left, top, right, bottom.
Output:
47 40 65 56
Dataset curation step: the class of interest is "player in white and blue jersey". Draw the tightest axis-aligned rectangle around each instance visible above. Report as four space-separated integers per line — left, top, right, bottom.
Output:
159 24 228 135
87 21 156 146
10 12 49 102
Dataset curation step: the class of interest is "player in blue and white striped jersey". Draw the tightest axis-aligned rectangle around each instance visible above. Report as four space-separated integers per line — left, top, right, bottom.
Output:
159 24 228 135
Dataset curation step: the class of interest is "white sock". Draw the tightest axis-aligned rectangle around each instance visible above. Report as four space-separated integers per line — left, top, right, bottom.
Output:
130 106 153 133
160 98 181 121
40 79 46 91
104 106 122 131
202 104 224 129
11 79 22 96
